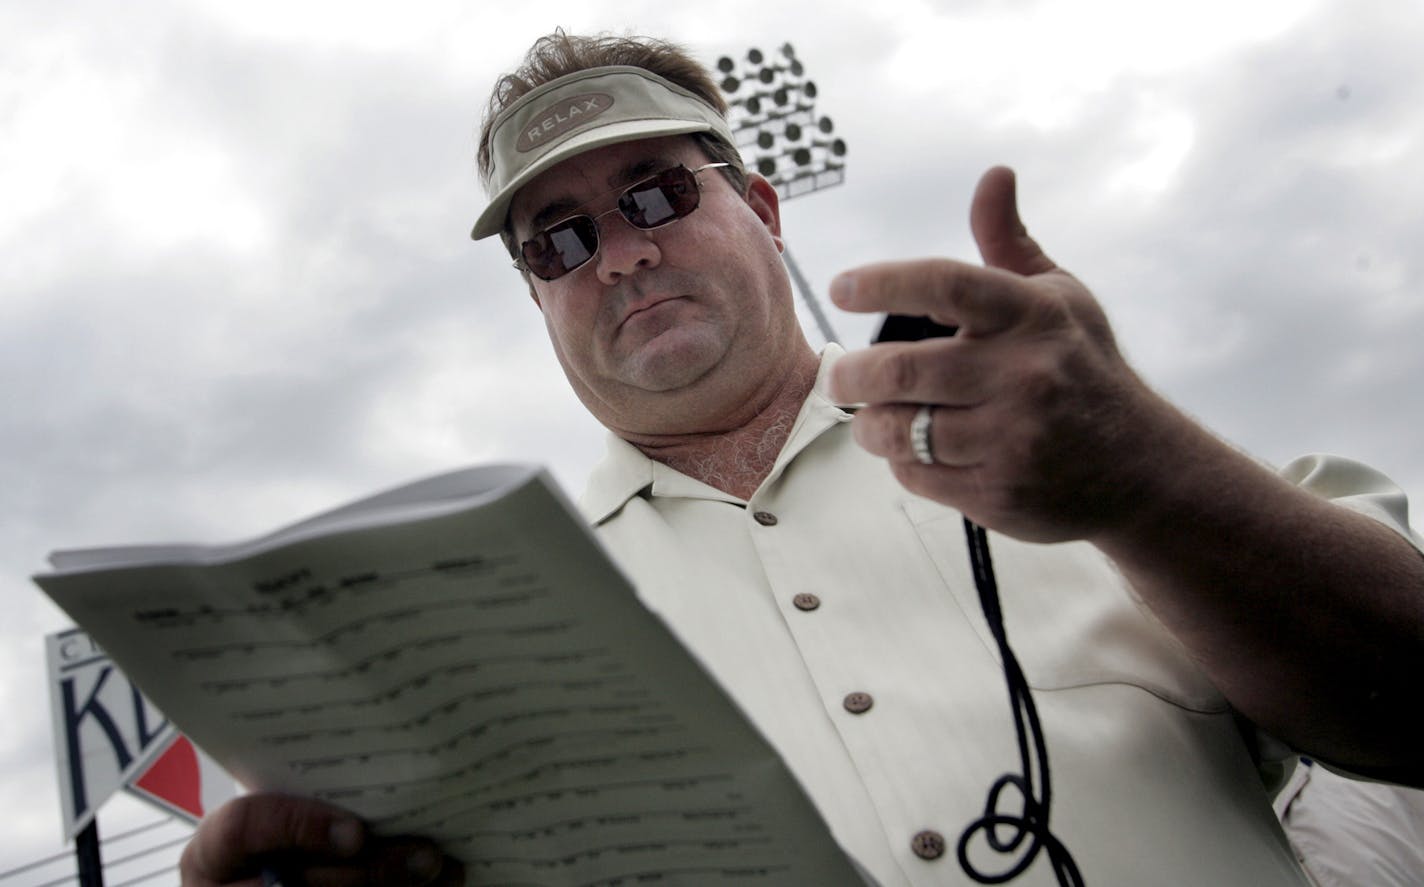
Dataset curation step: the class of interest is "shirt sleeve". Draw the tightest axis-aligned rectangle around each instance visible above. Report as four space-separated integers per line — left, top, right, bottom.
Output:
1278 453 1424 550
1274 759 1424 887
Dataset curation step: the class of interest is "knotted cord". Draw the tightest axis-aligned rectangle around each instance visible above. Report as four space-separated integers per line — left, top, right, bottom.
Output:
956 519 1084 886
871 313 1085 884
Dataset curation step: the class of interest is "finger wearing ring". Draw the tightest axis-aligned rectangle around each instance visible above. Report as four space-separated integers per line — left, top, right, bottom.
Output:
909 405 936 465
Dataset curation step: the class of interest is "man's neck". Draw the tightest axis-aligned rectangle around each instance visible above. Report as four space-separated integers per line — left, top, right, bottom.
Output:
632 349 821 500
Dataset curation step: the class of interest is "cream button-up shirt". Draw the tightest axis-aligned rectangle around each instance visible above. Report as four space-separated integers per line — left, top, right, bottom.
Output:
579 347 1416 886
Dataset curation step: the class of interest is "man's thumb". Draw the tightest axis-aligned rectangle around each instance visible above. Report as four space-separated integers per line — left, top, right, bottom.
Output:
970 166 1056 276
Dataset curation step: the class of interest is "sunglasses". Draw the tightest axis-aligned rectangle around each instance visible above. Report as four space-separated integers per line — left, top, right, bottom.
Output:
515 162 730 281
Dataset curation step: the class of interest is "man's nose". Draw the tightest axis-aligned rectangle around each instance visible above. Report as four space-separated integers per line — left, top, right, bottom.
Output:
594 211 662 284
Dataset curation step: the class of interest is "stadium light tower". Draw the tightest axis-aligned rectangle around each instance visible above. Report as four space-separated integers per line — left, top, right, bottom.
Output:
717 43 847 345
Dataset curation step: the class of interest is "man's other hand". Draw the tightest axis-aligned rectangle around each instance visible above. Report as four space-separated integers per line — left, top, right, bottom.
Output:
180 794 463 887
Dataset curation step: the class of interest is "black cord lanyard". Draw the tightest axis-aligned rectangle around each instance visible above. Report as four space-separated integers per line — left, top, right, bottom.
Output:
871 314 1084 884
956 519 1084 886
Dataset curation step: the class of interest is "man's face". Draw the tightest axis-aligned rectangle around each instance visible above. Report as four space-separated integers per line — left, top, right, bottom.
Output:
509 136 806 439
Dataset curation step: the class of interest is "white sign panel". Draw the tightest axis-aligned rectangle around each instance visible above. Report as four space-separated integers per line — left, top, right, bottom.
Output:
46 627 175 839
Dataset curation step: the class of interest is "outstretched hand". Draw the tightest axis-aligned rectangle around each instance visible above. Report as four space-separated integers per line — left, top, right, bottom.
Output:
831 166 1424 782
828 166 1174 542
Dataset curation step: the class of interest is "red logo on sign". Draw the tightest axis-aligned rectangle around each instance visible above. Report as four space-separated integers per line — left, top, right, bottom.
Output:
131 736 205 819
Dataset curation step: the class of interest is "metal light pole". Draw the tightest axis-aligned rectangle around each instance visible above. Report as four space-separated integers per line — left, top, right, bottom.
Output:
716 44 847 345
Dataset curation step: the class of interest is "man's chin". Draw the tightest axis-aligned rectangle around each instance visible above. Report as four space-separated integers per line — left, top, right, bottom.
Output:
615 333 724 393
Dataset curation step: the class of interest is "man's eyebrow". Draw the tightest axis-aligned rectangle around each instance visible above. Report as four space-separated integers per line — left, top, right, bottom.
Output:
527 197 583 234
526 156 677 233
610 156 668 189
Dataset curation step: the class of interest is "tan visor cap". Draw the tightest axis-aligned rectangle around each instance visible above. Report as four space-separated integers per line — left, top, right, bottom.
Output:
472 65 737 240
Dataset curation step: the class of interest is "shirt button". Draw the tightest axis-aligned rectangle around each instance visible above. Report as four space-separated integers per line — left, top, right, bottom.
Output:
792 593 821 611
753 511 779 526
842 692 873 714
910 830 946 860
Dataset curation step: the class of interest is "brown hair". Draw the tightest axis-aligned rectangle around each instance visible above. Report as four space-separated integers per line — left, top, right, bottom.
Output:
478 30 748 258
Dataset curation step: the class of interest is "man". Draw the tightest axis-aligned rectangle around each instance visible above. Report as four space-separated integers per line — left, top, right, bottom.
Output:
181 32 1424 887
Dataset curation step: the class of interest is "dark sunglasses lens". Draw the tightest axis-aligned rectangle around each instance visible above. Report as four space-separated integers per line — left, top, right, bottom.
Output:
522 216 598 280
619 167 700 229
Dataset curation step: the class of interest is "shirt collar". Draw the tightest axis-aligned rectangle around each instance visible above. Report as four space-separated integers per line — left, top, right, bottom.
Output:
579 344 857 525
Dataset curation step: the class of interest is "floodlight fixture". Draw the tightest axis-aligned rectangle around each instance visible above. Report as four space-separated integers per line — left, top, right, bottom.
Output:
716 43 847 204
716 42 846 344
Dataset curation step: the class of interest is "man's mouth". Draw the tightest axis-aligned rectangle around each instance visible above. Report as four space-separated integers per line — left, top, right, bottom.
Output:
618 294 682 331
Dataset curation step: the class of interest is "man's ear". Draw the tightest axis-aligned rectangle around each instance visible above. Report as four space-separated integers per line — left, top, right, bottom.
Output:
519 262 541 308
743 173 784 253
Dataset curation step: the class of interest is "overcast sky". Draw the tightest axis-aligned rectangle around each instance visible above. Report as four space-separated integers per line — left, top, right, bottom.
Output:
4 0 1423 877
